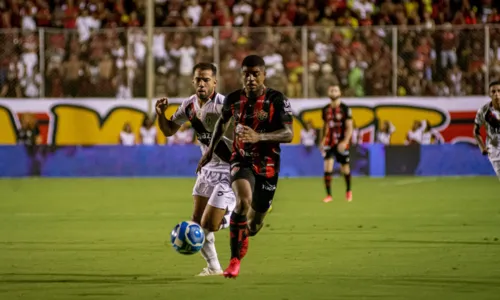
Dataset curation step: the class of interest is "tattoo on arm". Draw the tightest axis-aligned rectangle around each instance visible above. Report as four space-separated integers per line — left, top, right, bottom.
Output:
258 124 293 143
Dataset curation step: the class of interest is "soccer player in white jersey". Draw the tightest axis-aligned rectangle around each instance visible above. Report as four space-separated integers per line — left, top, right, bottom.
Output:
155 63 236 275
474 81 500 180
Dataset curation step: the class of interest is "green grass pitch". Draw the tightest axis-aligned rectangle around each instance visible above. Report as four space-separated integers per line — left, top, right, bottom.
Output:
1 177 500 300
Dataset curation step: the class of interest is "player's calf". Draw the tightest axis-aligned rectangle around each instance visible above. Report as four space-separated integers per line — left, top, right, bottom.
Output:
247 209 267 237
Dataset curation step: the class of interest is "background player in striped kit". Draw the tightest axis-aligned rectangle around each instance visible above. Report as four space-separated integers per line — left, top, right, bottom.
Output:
474 81 500 180
156 62 236 276
320 84 354 202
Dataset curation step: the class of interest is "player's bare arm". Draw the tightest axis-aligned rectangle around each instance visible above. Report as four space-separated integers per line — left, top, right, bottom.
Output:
156 98 181 137
239 124 293 143
196 116 230 173
338 119 353 152
473 123 488 155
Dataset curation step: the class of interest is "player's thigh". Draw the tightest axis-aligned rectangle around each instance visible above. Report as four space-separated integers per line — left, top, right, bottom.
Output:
230 164 255 208
251 174 279 214
201 178 236 231
324 154 335 172
192 172 213 223
192 195 209 224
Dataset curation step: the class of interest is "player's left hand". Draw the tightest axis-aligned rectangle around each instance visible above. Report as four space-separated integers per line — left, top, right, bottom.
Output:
239 125 260 144
337 141 348 153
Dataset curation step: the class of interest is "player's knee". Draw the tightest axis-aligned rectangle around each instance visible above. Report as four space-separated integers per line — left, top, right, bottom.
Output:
236 196 252 211
200 218 220 232
341 164 350 174
191 213 203 224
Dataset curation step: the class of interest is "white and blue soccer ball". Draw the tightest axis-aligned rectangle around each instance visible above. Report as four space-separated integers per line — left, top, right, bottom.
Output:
170 221 205 255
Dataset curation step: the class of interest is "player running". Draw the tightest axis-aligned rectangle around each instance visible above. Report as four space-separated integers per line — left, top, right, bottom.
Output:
156 62 236 276
320 84 354 202
474 81 500 180
197 55 293 278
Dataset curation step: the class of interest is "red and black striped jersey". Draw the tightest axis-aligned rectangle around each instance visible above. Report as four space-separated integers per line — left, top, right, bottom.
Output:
322 102 352 147
221 88 293 178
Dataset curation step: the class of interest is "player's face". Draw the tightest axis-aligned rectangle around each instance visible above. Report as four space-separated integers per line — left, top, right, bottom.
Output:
242 66 266 95
328 85 341 100
192 69 216 101
490 84 500 109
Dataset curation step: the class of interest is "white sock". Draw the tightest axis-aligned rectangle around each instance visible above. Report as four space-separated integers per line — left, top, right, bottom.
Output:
201 229 222 271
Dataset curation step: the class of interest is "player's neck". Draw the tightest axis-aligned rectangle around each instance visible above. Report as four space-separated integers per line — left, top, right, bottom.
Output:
245 86 266 99
330 99 341 107
197 92 214 107
493 101 500 111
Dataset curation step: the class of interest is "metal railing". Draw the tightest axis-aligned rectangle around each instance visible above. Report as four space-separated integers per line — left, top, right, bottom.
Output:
0 24 498 99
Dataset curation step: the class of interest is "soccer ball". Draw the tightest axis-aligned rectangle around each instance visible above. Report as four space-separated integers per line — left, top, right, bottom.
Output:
170 221 205 255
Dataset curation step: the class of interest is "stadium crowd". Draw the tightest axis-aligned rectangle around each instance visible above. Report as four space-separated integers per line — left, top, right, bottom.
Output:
0 0 500 98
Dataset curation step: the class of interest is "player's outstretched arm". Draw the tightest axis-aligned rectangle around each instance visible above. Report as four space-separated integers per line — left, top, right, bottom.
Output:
156 98 181 137
473 123 488 155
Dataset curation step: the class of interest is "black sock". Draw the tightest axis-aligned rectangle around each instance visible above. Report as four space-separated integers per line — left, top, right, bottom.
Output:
324 172 332 196
229 212 247 259
344 173 351 192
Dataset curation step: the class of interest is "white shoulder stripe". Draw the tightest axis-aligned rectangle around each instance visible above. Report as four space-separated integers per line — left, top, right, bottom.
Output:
214 93 225 105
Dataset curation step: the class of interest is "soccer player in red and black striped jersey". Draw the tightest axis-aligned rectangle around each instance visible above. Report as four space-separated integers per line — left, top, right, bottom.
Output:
197 55 293 278
320 84 353 203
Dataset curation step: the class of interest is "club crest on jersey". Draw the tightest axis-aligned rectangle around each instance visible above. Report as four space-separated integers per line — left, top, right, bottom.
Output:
257 110 268 121
196 110 203 120
335 113 343 120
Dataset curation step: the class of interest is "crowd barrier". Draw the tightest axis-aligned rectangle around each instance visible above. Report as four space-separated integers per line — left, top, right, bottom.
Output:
0 144 494 178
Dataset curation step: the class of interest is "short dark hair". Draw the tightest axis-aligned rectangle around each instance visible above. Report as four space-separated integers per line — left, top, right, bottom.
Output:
192 62 217 76
241 55 265 68
489 81 500 89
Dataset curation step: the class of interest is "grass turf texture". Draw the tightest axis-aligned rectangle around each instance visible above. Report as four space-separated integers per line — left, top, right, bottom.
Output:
0 177 499 300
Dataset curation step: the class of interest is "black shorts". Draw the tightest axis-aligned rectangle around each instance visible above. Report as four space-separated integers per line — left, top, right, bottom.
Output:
324 146 350 165
230 164 279 213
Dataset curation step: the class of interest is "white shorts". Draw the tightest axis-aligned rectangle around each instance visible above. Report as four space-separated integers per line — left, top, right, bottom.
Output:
192 168 236 211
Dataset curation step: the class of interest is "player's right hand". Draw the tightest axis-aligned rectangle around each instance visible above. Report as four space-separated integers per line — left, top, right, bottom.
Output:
155 98 169 115
196 151 213 174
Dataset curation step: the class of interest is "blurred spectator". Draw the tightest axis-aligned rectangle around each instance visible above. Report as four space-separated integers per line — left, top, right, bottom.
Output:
168 123 194 145
300 120 316 153
376 120 396 145
139 117 157 145
0 0 499 98
119 122 136 146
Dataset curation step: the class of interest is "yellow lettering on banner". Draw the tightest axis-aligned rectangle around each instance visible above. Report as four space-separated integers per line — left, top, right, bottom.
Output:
352 107 375 129
52 105 147 145
375 105 446 144
294 104 446 145
0 105 17 144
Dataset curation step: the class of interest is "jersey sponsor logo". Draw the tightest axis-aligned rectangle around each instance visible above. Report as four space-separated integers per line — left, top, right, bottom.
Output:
261 182 276 192
197 132 212 143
